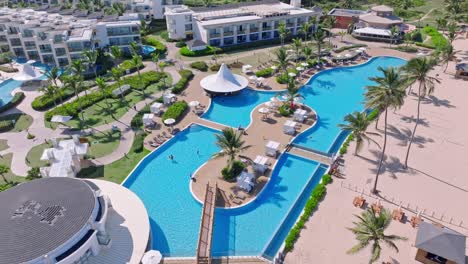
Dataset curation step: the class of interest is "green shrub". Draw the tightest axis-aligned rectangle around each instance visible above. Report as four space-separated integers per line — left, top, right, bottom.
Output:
26 167 41 180
176 41 186 48
142 36 167 54
255 68 274 77
131 130 147 153
221 160 246 181
131 104 150 129
32 81 95 111
334 44 367 53
0 56 11 64
422 26 449 49
179 46 221 57
276 73 290 84
284 173 332 252
45 72 165 121
393 46 418 53
0 65 18 73
159 31 178 42
411 30 423 42
414 42 436 49
190 61 208 72
119 59 144 72
27 133 35 139
0 120 14 132
0 92 25 113
162 101 188 122
279 104 293 117
172 70 194 94
339 133 355 156
210 64 221 71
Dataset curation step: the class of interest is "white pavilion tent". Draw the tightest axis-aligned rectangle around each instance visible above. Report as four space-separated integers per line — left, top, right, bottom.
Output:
12 61 43 81
200 63 248 95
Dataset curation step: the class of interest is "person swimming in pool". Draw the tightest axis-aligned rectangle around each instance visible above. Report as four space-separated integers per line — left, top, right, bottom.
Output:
169 154 174 160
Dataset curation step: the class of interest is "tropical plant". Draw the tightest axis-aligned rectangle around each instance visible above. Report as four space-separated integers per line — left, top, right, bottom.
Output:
61 73 85 127
69 59 87 96
347 208 407 263
389 26 399 46
110 67 126 101
312 29 326 62
292 38 302 62
111 2 125 16
338 30 347 42
284 78 303 109
0 164 9 183
325 16 336 30
131 54 148 103
447 22 458 43
278 22 289 47
299 22 310 42
339 112 380 155
435 17 447 30
445 0 462 14
44 67 62 102
275 47 290 73
152 52 160 72
83 49 98 78
402 57 439 169
303 46 312 61
39 85 59 108
365 67 406 193
212 127 251 171
95 77 112 116
438 43 457 72
342 0 355 9
106 45 123 64
26 167 41 180
140 19 149 36
399 0 414 10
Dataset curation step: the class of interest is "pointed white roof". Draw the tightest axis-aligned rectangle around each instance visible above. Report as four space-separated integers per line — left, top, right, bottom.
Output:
200 63 248 93
12 63 43 81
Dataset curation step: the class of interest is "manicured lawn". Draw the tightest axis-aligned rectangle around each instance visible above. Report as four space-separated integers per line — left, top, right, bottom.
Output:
88 130 121 158
63 75 171 129
0 113 33 132
0 153 27 184
25 142 52 168
78 131 149 183
0 139 8 151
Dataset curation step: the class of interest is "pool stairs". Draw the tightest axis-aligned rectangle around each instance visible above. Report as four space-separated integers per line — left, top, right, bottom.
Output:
287 144 334 165
196 183 218 264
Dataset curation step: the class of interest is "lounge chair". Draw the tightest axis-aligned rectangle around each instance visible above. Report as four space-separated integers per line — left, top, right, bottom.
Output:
410 215 423 228
229 194 242 205
353 196 366 208
392 209 405 221
162 131 172 139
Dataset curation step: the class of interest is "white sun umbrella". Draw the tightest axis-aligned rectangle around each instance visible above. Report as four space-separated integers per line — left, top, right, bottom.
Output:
249 75 257 80
358 47 367 51
258 107 270 114
296 67 304 71
355 49 363 53
288 72 296 77
189 100 200 107
164 118 176 125
301 62 309 67
270 65 278 70
141 250 162 264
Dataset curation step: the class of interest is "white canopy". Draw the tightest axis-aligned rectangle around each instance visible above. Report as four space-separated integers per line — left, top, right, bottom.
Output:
200 63 248 94
150 102 163 113
51 115 72 123
242 64 253 73
189 100 200 107
112 84 131 96
288 72 296 77
164 118 176 125
143 113 154 125
13 63 43 81
354 27 391 36
141 250 162 264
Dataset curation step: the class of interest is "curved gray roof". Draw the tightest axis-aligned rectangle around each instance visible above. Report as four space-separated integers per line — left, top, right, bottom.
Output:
0 178 97 263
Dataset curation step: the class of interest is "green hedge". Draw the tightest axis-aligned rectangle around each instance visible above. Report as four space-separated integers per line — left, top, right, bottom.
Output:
414 42 436 49
422 26 449 49
172 70 194 94
393 46 418 53
339 133 355 156
284 174 332 252
179 46 221 57
119 59 144 73
0 92 25 113
190 61 208 72
221 160 246 181
162 101 188 122
142 36 167 54
0 65 18 73
176 41 186 48
255 68 274 78
32 81 95 111
0 120 14 132
131 130 147 153
334 44 367 53
45 72 165 121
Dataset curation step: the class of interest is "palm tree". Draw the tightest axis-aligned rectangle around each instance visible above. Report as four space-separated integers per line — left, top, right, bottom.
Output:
365 67 406 193
275 48 289 73
278 22 289 47
338 30 347 42
303 46 312 62
445 0 462 14
61 73 85 127
152 52 160 72
106 45 123 65
0 164 9 184
339 111 381 155
325 16 336 30
284 78 303 109
299 22 310 42
292 38 302 62
111 2 125 16
95 77 113 117
389 26 399 46
212 127 251 170
131 54 148 103
83 49 98 78
402 57 439 169
438 43 457 72
39 85 58 107
447 22 458 43
129 41 140 56
69 59 87 96
140 19 149 36
44 67 62 102
347 208 407 263
399 0 414 10
312 29 326 63
435 17 447 30
110 67 126 101
342 0 354 8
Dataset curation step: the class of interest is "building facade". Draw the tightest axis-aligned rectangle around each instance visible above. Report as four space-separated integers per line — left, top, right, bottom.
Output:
165 0 322 47
327 8 367 29
0 7 141 66
352 5 404 42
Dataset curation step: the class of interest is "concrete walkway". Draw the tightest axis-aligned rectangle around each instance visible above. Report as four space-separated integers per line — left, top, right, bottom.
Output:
0 63 180 176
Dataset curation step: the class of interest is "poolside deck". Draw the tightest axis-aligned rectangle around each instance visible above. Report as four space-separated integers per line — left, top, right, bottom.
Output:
196 183 217 264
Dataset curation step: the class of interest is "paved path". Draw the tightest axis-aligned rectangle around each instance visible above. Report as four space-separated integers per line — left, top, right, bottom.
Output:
0 63 180 176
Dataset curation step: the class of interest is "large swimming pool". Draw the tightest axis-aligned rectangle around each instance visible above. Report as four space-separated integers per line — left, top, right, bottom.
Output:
124 56 407 259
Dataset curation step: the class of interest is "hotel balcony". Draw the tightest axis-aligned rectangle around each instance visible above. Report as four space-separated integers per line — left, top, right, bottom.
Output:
262 26 272 31
237 30 246 35
287 23 295 27
209 33 221 38
223 31 234 37
250 28 259 33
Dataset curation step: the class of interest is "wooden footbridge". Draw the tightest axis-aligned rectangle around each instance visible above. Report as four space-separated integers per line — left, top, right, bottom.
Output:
196 183 218 264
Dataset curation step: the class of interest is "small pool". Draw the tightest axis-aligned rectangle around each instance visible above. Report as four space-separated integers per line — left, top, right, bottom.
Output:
202 89 276 128
142 45 156 55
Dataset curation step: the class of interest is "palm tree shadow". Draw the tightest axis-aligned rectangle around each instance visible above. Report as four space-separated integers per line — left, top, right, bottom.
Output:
386 125 434 148
368 150 412 179
399 115 430 128
422 95 455 108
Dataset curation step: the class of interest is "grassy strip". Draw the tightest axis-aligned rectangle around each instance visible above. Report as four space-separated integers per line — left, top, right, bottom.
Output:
172 69 194 94
284 174 332 252
0 113 33 133
32 80 95 111
334 44 367 53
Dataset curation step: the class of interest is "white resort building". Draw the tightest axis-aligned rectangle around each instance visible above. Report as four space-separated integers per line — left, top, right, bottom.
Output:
0 177 150 264
164 0 323 47
351 5 405 42
0 7 142 66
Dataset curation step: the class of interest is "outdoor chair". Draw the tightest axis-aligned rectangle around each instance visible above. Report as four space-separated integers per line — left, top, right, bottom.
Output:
353 196 366 208
410 215 423 228
392 209 405 222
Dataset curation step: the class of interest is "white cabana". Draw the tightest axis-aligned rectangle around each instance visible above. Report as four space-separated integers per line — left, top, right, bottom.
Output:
293 109 308 122
253 155 269 173
283 120 297 135
301 62 309 67
163 93 176 105
296 67 304 71
270 65 278 70
288 72 296 77
237 171 255 192
12 62 43 81
141 250 162 264
242 64 253 74
200 63 248 94
150 102 163 114
143 113 155 126
51 115 72 124
40 136 88 178
265 140 280 157
112 84 131 97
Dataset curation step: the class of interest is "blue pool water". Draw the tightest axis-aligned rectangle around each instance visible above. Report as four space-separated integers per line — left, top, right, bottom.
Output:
202 89 276 128
124 56 407 259
142 45 156 55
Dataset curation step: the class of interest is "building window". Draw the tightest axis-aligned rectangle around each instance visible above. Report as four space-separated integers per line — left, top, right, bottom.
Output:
107 26 140 36
27 50 40 60
0 36 6 42
9 38 21 46
39 44 52 53
55 48 66 57
8 27 18 34
237 35 246 43
185 15 192 22
209 39 220 46
42 54 55 65
249 33 259 41
185 24 192 31
58 57 69 67
24 41 36 50
23 29 34 38
261 31 271 39
67 42 83 52
223 37 234 45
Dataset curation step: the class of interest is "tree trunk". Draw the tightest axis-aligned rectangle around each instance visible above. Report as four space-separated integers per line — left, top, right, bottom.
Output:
404 82 423 168
444 62 448 73
373 108 388 194
375 115 379 130
1 174 8 184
